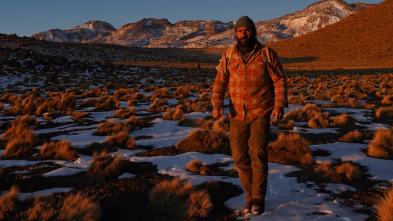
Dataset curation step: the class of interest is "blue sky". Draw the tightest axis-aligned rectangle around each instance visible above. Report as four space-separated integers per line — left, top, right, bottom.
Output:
0 0 385 37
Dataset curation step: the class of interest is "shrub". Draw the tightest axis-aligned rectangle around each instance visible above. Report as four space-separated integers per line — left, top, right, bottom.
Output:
149 178 213 219
368 128 393 159
113 107 135 118
285 104 322 122
3 116 37 158
381 95 393 106
87 152 123 179
338 130 364 143
186 159 203 173
147 98 167 112
58 192 101 221
268 133 313 167
376 188 393 221
174 86 190 98
332 113 356 129
126 116 146 131
176 129 230 155
308 112 330 128
114 88 135 100
0 185 20 219
57 92 76 113
314 161 363 183
86 88 102 97
35 100 52 116
277 119 295 130
97 120 128 135
212 115 230 133
375 106 393 119
72 111 88 123
288 95 306 105
40 140 78 161
21 96 36 115
106 130 135 149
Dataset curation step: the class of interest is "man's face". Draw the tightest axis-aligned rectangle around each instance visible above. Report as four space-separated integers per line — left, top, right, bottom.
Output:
235 26 255 46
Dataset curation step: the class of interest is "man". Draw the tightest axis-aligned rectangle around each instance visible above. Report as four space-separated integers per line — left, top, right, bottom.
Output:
211 16 287 215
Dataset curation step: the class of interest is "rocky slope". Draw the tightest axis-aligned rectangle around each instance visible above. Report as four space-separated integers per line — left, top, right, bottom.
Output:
31 0 373 48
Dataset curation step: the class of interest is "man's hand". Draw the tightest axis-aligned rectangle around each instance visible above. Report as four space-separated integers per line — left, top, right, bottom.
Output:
271 106 284 124
213 107 224 119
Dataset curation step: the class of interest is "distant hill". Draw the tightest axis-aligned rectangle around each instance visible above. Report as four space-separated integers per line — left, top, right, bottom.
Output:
268 0 393 70
31 0 372 48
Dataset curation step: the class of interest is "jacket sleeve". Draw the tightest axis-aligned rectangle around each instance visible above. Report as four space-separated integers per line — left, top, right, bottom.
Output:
267 48 288 108
211 51 230 109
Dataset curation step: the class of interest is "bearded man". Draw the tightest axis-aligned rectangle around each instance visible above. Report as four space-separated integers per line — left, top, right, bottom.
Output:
211 15 288 215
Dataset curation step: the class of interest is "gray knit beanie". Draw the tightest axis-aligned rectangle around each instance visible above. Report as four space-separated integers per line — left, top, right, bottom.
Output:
234 16 256 31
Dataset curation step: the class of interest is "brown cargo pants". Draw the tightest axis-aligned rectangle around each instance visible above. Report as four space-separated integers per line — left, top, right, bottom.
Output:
229 114 270 203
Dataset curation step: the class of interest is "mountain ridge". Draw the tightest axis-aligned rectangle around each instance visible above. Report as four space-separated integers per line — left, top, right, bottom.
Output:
31 0 374 48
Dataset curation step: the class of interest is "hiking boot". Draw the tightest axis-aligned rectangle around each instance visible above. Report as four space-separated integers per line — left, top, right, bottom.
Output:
251 199 265 215
241 201 253 214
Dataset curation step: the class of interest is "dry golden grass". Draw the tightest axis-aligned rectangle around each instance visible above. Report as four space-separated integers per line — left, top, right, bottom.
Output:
35 100 53 116
154 87 172 98
332 113 356 129
288 95 306 105
82 95 120 110
97 120 128 135
381 95 393 106
106 130 135 149
308 112 330 128
2 116 37 158
338 130 364 143
277 119 295 130
149 178 213 219
314 161 363 183
186 159 203 173
0 185 20 219
376 106 393 119
376 188 393 221
268 133 313 167
125 116 146 130
113 107 135 118
162 108 185 121
285 104 322 122
87 151 123 179
57 92 76 113
176 129 230 155
40 140 78 161
0 102 3 111
174 86 190 99
114 88 136 100
212 115 230 133
368 128 393 159
86 88 102 97
147 98 168 113
72 111 88 122
58 192 101 221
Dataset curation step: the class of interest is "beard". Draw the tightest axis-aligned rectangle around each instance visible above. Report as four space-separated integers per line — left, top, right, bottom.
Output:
236 36 257 53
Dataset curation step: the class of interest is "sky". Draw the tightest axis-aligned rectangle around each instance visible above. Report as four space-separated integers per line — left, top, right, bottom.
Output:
0 0 385 37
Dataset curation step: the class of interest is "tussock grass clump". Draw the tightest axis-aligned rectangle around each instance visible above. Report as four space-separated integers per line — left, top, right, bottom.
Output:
331 94 358 107
174 86 190 99
277 119 295 130
126 116 146 130
97 120 128 136
72 111 88 123
87 152 123 179
57 92 76 113
268 133 313 167
375 106 393 119
86 88 102 97
154 87 172 98
314 161 363 183
288 95 306 105
40 140 78 161
113 107 135 118
308 112 330 128
0 186 100 221
176 129 230 155
0 102 3 111
106 130 135 149
2 116 37 158
114 88 136 100
376 188 393 221
149 178 213 219
285 104 322 122
162 108 185 121
186 159 203 173
338 130 364 143
147 98 168 113
35 100 53 116
212 115 230 133
82 95 119 110
368 128 393 159
381 95 393 106
332 113 356 129
58 192 101 221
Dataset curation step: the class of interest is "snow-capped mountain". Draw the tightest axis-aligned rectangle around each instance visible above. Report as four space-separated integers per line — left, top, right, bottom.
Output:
31 0 374 48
